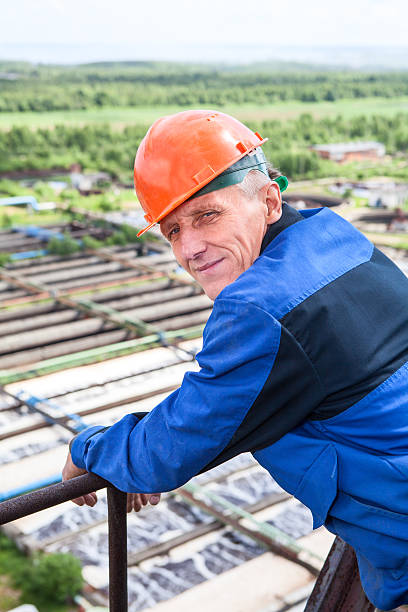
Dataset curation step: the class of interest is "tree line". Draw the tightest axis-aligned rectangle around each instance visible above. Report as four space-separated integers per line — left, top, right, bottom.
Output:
1 61 408 112
1 113 408 182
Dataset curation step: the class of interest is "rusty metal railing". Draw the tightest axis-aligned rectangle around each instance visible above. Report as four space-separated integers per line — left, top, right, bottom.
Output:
304 536 375 611
0 474 376 612
0 473 127 612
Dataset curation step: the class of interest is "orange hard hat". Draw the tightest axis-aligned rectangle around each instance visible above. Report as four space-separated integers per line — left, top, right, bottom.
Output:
134 109 267 236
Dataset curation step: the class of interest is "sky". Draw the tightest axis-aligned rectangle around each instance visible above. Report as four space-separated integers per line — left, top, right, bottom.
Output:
1 0 408 65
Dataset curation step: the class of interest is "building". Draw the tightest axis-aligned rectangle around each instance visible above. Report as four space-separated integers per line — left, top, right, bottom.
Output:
312 142 386 163
70 164 110 194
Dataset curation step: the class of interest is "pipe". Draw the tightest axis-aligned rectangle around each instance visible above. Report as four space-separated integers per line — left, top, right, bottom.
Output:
12 225 65 241
0 325 204 384
0 312 207 368
0 267 165 295
2 242 161 271
10 250 48 260
0 329 132 369
0 196 40 211
157 309 212 331
6 251 102 271
0 474 61 503
304 537 375 611
25 261 127 285
0 295 210 355
14 390 89 431
0 278 174 323
107 487 128 612
0 385 91 501
178 488 319 577
0 285 199 337
9 253 102 273
0 382 179 441
40 268 161 291
0 473 108 524
0 475 129 610
0 273 167 308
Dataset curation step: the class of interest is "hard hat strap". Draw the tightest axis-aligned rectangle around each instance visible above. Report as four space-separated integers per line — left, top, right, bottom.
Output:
190 149 288 200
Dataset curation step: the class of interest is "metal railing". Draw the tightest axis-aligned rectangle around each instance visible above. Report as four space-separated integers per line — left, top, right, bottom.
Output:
305 536 375 612
0 473 127 612
0 474 375 612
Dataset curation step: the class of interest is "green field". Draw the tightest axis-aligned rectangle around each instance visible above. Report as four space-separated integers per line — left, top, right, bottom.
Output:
2 96 408 130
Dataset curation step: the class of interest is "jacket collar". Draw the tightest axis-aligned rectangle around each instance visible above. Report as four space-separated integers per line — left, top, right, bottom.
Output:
260 203 304 253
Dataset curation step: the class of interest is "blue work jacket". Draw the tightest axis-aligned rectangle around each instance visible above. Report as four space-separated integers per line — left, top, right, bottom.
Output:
72 205 408 610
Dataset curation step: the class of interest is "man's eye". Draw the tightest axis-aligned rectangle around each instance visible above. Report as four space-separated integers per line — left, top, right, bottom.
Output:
202 211 217 219
168 227 179 239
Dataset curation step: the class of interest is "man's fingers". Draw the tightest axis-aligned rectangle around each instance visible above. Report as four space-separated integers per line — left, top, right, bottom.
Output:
127 494 134 513
127 493 141 513
84 493 97 506
71 493 97 507
73 491 158 510
125 493 162 513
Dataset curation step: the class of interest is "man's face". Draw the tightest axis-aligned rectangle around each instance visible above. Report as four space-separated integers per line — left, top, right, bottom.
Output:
160 182 282 300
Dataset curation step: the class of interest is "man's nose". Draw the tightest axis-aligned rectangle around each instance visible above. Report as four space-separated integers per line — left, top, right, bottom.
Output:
178 228 207 263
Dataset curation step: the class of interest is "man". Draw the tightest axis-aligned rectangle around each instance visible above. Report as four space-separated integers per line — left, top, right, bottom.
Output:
63 110 408 610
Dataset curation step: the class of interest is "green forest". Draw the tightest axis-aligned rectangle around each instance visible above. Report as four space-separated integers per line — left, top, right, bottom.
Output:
1 60 408 185
2 112 408 183
2 61 408 111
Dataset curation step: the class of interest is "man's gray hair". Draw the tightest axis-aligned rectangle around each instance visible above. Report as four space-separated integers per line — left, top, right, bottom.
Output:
237 163 282 199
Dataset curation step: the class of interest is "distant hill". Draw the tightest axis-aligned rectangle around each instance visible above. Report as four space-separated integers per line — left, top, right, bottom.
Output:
0 43 407 70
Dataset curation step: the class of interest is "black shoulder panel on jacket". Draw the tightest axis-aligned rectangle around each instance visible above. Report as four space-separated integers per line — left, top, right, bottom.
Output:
200 325 324 472
281 247 408 419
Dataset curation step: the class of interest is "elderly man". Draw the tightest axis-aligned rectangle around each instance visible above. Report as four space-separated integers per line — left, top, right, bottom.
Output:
63 110 408 610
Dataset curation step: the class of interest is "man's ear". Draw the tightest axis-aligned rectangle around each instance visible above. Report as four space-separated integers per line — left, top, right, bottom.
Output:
265 181 282 224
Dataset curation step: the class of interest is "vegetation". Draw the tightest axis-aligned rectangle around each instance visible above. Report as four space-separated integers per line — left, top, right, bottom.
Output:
2 97 408 132
0 532 82 610
0 182 130 225
0 253 11 266
46 221 141 254
2 61 408 113
1 61 408 185
81 234 104 249
47 232 81 255
1 112 408 183
15 553 83 605
0 59 406 610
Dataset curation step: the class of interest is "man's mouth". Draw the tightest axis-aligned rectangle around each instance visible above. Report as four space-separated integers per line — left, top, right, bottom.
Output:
195 258 224 273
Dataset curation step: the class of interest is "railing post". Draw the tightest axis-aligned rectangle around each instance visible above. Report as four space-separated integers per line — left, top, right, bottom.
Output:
107 486 128 612
304 537 375 612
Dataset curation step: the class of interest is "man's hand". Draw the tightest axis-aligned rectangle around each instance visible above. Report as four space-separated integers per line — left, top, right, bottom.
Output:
62 450 161 511
62 450 98 507
126 492 161 513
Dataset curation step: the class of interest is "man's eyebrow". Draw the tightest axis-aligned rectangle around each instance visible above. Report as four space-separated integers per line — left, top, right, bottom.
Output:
161 219 176 233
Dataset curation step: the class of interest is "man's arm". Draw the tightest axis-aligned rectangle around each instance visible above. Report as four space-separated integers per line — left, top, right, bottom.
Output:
63 420 160 510
69 298 323 493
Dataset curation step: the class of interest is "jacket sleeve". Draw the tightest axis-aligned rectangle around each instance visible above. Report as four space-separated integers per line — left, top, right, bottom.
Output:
70 298 295 493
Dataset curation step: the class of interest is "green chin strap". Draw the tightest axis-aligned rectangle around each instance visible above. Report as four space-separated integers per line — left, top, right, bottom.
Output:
190 149 288 200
